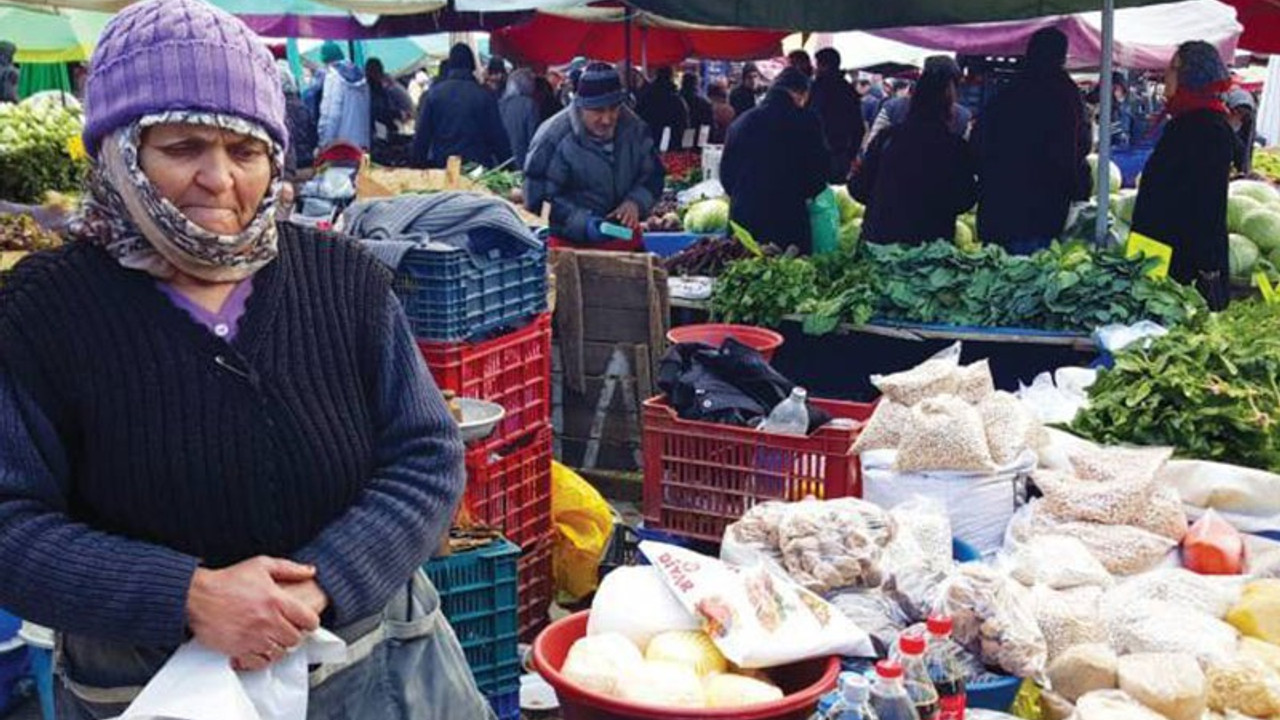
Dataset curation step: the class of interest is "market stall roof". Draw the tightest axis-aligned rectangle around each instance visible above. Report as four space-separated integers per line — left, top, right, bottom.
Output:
490 6 786 66
796 32 941 72
623 0 1187 33
3 0 536 39
1220 0 1280 53
0 5 112 63
866 0 1239 71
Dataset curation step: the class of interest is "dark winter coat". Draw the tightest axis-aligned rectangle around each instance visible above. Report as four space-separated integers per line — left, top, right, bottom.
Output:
973 68 1092 249
500 70 540 169
522 105 665 243
720 89 830 252
730 85 757 117
809 72 866 183
636 79 690 148
851 118 977 246
682 89 715 136
412 69 511 168
1131 109 1235 310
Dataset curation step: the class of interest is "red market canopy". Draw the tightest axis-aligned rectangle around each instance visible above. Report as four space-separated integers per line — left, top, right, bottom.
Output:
1221 0 1280 53
489 9 787 66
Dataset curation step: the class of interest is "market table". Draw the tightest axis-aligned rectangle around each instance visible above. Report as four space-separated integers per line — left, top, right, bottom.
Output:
670 297 1098 401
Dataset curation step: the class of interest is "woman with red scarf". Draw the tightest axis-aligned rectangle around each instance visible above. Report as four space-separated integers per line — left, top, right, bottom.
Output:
1131 41 1236 310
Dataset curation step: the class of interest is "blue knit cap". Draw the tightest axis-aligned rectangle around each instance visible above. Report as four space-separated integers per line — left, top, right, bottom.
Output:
1175 41 1230 93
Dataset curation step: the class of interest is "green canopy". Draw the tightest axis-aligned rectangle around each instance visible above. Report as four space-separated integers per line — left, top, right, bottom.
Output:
623 0 1178 32
0 6 112 63
17 62 71 97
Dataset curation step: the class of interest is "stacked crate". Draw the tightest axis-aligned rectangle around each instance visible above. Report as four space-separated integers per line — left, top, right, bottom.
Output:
392 230 552 719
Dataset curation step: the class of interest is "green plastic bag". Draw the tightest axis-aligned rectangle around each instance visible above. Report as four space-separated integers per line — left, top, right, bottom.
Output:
808 186 840 255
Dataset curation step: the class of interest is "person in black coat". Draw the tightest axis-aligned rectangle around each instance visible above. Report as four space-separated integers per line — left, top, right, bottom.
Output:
721 68 830 252
636 67 690 148
411 44 511 168
730 63 761 117
973 28 1091 254
1132 41 1236 310
680 72 715 137
850 66 977 245
809 48 866 183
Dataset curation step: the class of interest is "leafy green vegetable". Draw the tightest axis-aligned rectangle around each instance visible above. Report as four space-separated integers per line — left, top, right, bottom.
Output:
1073 301 1280 473
710 251 817 328
708 239 1205 336
0 102 88 203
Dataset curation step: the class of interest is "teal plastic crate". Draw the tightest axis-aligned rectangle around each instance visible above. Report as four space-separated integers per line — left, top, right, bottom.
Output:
424 538 522 696
393 228 548 342
486 684 520 720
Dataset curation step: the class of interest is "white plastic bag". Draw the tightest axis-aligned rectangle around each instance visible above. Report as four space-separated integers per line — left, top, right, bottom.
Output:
1016 372 1089 425
1005 534 1113 591
870 343 962 407
1160 459 1280 534
640 540 875 668
588 566 702 650
863 451 1033 556
113 631 347 720
933 563 1048 679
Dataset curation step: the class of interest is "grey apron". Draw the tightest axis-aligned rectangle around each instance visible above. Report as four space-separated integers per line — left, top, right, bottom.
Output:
55 571 496 720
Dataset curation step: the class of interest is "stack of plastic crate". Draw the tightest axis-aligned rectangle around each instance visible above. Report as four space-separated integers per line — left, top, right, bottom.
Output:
396 233 554 646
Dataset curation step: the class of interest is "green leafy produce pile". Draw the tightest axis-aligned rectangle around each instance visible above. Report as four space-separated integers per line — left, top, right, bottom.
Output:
1073 301 1280 472
710 240 1206 335
0 102 89 204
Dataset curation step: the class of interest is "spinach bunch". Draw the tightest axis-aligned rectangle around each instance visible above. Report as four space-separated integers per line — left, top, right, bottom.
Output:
1074 301 1280 472
710 252 818 328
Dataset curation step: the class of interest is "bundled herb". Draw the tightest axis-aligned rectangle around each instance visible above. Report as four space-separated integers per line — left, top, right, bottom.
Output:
0 103 89 203
1073 301 1280 473
710 251 818 328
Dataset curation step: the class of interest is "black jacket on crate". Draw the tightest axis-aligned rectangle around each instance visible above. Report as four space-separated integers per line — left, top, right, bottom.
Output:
1131 108 1235 310
851 119 977 246
658 339 831 433
720 88 831 252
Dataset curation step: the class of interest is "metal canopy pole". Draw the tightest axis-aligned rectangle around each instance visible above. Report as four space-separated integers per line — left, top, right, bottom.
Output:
1096 0 1116 244
624 6 633 92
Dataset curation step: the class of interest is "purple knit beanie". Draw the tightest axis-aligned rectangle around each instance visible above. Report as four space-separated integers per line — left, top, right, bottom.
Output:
82 0 287 158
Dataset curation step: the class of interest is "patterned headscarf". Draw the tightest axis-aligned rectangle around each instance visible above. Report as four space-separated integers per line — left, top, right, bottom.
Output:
66 112 285 283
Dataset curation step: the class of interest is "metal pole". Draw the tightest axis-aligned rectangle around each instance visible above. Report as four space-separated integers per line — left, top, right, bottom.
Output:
624 7 633 93
1095 0 1116 244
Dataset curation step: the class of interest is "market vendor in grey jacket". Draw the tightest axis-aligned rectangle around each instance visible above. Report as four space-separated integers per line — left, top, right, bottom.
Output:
523 62 665 251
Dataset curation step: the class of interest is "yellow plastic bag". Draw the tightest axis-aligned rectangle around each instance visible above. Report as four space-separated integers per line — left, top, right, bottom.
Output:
1227 579 1280 645
552 461 614 604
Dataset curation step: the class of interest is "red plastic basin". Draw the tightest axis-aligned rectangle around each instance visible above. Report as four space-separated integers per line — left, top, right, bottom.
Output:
666 324 785 361
532 611 840 720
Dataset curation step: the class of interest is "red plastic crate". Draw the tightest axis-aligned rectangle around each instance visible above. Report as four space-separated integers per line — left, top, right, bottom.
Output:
464 427 553 549
418 313 551 454
518 536 553 642
642 395 875 543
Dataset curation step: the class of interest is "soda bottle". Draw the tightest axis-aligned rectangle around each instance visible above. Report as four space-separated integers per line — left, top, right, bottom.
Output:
870 660 922 720
822 672 880 720
899 633 941 720
761 387 810 435
925 615 968 720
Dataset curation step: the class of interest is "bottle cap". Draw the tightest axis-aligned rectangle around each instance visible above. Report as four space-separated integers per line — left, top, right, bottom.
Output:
899 632 926 656
839 672 870 702
875 660 904 679
927 615 954 636
793 386 808 399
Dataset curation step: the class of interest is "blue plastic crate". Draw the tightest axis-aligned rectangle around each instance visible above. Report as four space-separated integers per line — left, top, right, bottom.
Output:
0 641 29 716
394 228 548 342
486 685 520 720
424 538 522 696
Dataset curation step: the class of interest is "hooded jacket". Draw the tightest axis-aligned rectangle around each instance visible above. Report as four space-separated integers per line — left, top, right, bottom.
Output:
522 104 665 243
412 68 511 169
318 61 372 150
720 88 830 252
501 69 541 169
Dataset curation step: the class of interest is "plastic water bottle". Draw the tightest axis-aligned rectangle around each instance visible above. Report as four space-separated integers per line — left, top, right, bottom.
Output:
823 673 879 720
925 615 968 720
870 661 922 720
761 387 810 435
899 633 941 720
